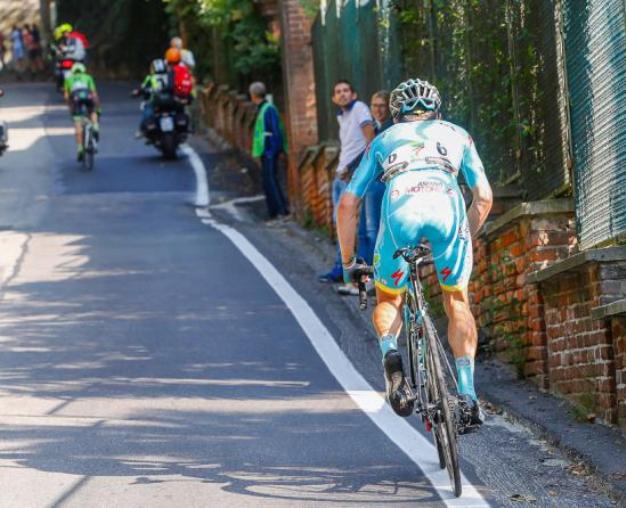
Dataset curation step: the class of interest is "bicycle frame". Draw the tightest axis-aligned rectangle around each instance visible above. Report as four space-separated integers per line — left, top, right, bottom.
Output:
402 251 458 425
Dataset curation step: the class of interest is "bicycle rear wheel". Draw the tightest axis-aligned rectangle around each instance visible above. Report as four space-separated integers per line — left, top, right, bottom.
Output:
83 124 94 171
424 312 461 497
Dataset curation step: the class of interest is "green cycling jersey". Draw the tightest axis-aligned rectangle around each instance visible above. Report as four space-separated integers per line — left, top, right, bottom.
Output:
64 72 97 96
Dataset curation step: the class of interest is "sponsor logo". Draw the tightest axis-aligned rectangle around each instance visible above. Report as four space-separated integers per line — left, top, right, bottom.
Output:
390 189 401 200
391 269 404 286
404 181 445 194
440 267 452 282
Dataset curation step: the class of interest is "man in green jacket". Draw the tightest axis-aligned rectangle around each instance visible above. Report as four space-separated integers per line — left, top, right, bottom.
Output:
249 81 289 220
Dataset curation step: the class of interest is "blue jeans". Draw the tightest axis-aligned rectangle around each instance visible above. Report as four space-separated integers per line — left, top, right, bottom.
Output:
357 179 385 265
332 177 348 268
261 155 288 218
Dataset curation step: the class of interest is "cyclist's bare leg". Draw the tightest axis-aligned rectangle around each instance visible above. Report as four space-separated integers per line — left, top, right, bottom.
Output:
441 288 477 358
372 288 404 338
74 121 83 149
373 286 414 416
441 288 480 404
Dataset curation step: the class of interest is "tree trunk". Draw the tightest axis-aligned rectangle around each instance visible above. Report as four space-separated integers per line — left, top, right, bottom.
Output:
39 0 52 47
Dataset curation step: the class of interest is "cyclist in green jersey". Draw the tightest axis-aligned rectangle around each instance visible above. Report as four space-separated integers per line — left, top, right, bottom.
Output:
64 62 100 161
135 58 169 137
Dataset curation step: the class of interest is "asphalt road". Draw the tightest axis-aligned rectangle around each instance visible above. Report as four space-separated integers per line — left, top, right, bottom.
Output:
0 83 618 507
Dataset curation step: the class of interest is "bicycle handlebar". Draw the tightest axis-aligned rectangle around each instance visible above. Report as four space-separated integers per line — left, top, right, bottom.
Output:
354 266 374 311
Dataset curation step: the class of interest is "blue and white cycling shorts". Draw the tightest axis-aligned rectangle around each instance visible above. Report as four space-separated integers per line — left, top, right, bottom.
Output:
373 170 473 294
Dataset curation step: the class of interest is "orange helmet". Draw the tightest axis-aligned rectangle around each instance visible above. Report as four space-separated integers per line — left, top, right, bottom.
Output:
165 48 181 64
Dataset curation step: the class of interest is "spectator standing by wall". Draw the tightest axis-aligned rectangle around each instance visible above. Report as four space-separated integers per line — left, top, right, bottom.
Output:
0 32 6 70
356 90 392 266
10 25 25 75
319 80 375 284
249 81 289 221
29 24 44 74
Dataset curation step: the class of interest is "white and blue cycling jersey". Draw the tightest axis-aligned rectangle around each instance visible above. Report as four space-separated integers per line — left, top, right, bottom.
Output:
345 119 489 293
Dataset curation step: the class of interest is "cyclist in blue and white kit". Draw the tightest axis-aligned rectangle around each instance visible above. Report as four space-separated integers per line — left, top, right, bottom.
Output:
337 79 493 423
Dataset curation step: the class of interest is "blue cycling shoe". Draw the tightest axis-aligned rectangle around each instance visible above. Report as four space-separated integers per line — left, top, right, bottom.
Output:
318 265 343 283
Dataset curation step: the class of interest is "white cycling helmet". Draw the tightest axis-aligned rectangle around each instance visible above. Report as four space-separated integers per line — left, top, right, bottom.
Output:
389 78 441 119
151 58 167 74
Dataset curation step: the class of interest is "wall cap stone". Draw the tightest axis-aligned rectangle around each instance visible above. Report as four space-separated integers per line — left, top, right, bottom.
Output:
482 198 574 239
591 298 626 320
527 246 626 284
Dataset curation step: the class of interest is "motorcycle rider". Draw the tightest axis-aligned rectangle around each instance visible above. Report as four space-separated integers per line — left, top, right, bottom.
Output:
51 23 86 91
64 63 100 161
135 58 170 138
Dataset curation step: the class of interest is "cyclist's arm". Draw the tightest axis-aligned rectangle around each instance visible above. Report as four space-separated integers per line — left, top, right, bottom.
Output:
337 141 381 265
460 137 493 237
88 76 101 107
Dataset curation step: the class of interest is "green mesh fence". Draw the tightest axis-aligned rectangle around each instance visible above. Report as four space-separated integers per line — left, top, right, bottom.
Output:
564 0 626 248
312 0 402 142
312 0 573 195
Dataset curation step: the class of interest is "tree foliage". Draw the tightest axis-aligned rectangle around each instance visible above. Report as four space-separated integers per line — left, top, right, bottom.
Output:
164 0 281 84
396 0 546 188
57 0 171 77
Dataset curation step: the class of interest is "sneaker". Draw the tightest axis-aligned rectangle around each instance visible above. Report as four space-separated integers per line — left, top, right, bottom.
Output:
336 283 358 296
383 350 414 417
318 266 343 283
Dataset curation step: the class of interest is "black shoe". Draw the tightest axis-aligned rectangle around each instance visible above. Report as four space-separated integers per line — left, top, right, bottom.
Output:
458 395 483 433
383 350 414 417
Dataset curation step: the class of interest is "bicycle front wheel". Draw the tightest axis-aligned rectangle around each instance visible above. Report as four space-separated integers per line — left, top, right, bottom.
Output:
424 312 461 497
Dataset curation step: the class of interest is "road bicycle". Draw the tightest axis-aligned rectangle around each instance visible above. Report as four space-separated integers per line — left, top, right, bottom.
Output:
356 244 477 497
77 103 97 171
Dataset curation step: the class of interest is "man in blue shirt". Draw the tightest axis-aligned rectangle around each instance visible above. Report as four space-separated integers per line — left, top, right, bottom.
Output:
337 78 493 424
250 81 289 220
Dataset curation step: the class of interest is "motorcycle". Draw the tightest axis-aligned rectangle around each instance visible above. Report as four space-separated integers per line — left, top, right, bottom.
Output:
50 43 77 92
132 89 190 160
0 89 8 156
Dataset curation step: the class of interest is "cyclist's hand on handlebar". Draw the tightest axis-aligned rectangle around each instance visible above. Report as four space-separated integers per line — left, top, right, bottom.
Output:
342 257 370 285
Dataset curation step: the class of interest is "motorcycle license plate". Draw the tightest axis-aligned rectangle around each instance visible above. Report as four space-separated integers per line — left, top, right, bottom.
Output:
160 117 174 132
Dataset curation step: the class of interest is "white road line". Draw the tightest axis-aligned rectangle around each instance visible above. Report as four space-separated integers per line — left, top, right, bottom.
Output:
211 195 265 222
187 145 488 506
181 144 210 207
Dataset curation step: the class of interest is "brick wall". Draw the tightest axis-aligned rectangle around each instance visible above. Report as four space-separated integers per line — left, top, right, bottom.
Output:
197 83 259 154
279 0 318 215
610 317 626 427
531 250 626 426
542 266 616 422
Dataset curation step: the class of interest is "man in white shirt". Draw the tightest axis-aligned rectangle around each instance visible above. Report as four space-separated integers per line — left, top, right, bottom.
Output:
319 80 375 283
